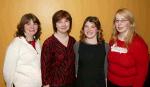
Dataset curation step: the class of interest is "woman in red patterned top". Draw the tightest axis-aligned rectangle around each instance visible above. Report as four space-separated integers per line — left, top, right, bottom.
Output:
107 8 149 87
41 10 76 87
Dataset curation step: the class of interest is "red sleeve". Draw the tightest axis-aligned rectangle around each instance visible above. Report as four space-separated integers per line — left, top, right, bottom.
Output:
41 39 52 86
132 38 149 87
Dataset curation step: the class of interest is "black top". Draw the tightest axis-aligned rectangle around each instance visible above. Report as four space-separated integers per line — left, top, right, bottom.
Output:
75 42 106 87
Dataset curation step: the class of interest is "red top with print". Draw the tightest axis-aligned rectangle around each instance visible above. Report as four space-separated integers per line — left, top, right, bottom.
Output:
41 35 76 86
108 34 149 87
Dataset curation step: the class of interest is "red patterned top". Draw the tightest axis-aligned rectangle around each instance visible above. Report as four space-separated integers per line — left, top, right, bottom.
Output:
41 35 76 86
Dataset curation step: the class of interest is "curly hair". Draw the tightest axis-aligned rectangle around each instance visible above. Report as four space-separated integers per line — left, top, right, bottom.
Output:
80 16 104 43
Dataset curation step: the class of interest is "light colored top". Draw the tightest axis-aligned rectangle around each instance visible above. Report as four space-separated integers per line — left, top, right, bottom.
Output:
3 37 42 87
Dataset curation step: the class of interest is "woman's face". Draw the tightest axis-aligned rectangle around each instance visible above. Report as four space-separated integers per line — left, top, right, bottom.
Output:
24 20 38 37
56 18 70 34
115 13 131 34
84 21 98 39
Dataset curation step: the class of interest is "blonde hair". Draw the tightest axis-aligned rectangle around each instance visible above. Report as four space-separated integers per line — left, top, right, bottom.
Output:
111 8 135 47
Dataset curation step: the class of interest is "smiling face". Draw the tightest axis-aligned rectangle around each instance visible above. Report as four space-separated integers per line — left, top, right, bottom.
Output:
24 20 38 38
56 18 70 34
111 8 136 44
115 13 131 34
83 21 98 39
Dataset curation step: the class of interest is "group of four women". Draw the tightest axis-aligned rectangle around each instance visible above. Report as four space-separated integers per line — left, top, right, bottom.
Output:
3 8 149 87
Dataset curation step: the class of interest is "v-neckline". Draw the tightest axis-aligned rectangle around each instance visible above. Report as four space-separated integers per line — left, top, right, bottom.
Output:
53 35 70 48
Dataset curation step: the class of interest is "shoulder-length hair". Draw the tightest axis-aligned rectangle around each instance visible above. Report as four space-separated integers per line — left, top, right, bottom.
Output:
52 10 72 33
80 16 104 43
111 8 135 46
16 13 41 40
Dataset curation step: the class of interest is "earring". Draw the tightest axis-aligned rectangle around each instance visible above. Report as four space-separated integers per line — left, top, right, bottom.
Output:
33 36 36 39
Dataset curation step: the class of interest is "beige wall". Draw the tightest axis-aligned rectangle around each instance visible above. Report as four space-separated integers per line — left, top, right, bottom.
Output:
0 0 149 86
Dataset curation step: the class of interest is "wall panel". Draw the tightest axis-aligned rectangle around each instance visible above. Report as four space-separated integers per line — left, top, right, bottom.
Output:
0 0 149 86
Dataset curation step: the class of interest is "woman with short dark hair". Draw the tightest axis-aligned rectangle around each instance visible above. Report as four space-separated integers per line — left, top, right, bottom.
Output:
41 10 76 87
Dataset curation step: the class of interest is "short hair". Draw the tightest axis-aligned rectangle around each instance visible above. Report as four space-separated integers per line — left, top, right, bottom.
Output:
16 13 41 40
52 10 72 33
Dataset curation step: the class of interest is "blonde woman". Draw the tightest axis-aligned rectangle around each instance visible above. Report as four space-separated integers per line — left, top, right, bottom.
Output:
107 8 149 87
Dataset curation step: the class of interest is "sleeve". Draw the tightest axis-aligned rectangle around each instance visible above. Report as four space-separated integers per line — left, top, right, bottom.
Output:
132 40 149 87
3 39 20 87
73 42 79 77
41 40 52 86
104 42 110 78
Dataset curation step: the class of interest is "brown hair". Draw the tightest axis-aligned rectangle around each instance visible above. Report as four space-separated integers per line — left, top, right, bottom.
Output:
80 16 104 43
52 10 72 33
16 13 41 40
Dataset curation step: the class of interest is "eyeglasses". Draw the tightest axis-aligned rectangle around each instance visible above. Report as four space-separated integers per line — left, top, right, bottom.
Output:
115 19 128 23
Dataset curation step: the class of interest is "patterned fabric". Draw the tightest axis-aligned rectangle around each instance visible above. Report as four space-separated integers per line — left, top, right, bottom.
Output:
41 35 76 87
